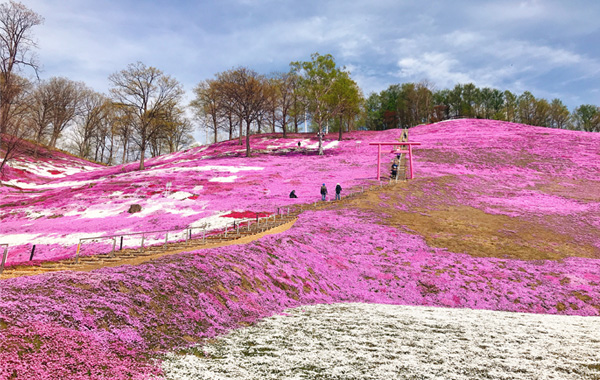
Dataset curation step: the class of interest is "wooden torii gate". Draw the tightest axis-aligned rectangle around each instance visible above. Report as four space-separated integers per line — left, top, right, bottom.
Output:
369 141 421 180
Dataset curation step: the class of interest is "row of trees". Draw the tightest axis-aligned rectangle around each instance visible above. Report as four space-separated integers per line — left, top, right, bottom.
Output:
191 53 361 156
366 82 600 132
0 2 195 173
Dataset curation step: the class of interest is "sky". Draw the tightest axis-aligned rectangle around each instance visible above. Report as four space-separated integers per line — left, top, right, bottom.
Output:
15 0 600 114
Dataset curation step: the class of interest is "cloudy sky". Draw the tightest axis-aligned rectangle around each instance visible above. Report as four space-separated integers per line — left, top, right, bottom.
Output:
16 0 600 111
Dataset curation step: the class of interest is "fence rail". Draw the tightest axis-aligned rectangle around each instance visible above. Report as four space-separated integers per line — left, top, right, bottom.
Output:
74 207 295 263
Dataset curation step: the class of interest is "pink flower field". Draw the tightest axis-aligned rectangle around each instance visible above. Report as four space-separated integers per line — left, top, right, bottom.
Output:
1 131 399 264
1 119 600 378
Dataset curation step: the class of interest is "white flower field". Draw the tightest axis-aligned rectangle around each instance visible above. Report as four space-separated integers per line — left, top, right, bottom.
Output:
164 303 600 380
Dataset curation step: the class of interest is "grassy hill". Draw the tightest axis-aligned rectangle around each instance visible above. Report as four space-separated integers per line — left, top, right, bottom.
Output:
0 119 599 379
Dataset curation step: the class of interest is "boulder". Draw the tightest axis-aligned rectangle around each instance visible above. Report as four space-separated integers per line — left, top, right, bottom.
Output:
128 204 142 214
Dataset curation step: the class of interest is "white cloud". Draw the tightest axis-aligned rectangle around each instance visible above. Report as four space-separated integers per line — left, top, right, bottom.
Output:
14 0 600 110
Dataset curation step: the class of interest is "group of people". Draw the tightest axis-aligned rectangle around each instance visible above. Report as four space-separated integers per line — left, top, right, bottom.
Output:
289 183 343 201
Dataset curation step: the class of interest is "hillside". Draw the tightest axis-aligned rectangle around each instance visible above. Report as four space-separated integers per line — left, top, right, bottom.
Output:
0 130 401 265
1 119 600 379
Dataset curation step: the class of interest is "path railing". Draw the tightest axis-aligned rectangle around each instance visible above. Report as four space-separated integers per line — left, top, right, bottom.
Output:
0 244 8 274
74 207 295 263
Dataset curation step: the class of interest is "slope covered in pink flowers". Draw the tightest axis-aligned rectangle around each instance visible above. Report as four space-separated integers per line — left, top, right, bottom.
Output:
0 130 400 264
1 119 600 378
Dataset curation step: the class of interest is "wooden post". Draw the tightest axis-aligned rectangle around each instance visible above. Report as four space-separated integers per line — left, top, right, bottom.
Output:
29 245 36 261
120 236 124 250
164 232 169 250
75 242 81 264
377 144 381 180
140 235 145 252
408 144 414 179
0 245 8 274
111 238 116 257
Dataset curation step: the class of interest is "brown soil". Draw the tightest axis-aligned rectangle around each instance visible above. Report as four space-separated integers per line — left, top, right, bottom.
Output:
335 180 599 261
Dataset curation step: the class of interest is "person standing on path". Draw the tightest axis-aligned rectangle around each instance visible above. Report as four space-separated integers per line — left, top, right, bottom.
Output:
320 184 328 201
335 183 342 200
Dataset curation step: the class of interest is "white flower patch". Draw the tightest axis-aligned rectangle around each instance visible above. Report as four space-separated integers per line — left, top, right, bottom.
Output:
63 202 127 219
128 199 205 218
324 140 340 150
301 140 340 151
163 303 600 380
188 212 236 231
0 232 43 246
167 191 194 200
209 176 237 183
114 165 264 179
2 179 97 190
24 208 57 220
8 160 97 178
0 231 113 246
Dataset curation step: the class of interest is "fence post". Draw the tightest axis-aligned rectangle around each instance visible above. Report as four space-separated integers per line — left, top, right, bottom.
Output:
225 224 228 237
111 237 116 257
0 245 8 274
120 236 124 251
203 228 206 243
164 232 169 250
75 241 81 264
140 234 145 252
29 245 36 261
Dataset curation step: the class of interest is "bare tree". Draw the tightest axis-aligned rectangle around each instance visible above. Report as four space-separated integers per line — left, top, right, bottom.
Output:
0 0 42 154
71 88 110 159
0 74 31 175
112 103 135 164
46 77 83 148
151 104 194 154
190 79 223 144
215 67 269 157
273 71 296 138
109 62 184 170
27 79 51 146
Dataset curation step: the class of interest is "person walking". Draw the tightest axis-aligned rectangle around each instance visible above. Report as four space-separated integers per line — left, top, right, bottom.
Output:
335 183 342 200
320 183 328 201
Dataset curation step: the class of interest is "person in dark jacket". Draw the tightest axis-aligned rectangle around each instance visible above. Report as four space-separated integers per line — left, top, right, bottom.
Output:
335 183 342 200
320 184 328 201
289 190 298 198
